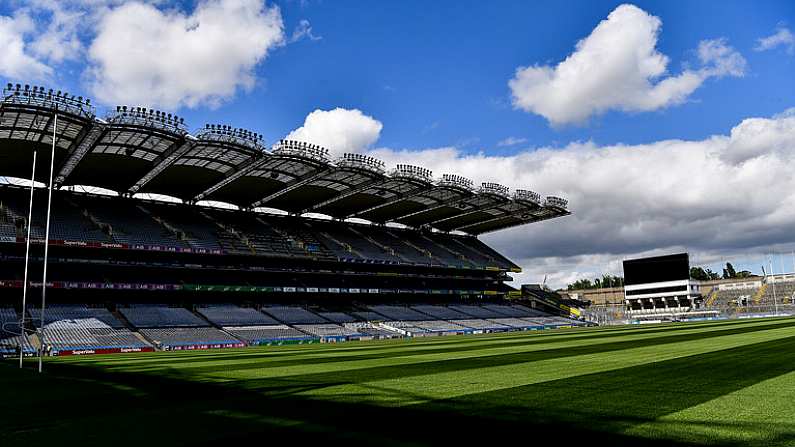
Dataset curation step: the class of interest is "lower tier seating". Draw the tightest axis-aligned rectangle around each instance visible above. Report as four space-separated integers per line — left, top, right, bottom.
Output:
223 325 315 344
489 318 544 329
451 319 512 330
294 324 364 338
140 327 241 349
120 306 208 328
196 305 280 326
43 327 151 353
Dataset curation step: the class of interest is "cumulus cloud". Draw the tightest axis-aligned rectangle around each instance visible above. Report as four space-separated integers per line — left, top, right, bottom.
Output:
509 4 746 125
86 0 285 109
755 26 795 54
286 108 383 155
365 110 795 288
0 12 54 80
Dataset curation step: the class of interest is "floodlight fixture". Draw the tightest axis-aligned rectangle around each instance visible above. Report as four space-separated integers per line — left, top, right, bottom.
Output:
479 182 510 198
514 189 541 206
544 196 568 210
439 173 474 191
2 82 95 118
337 153 385 174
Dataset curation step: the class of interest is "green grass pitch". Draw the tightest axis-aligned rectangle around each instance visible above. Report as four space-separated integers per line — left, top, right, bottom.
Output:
3 317 795 446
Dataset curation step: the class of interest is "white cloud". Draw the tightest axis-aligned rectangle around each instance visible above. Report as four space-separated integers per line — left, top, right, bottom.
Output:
289 19 321 43
497 137 528 147
755 26 795 54
509 4 746 125
366 109 795 288
86 0 285 109
0 12 53 80
286 108 383 155
26 1 85 64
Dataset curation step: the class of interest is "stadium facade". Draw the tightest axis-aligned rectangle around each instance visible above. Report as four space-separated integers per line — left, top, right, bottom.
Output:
0 83 574 356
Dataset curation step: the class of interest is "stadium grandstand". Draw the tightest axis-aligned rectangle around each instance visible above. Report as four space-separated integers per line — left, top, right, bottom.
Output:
0 82 575 356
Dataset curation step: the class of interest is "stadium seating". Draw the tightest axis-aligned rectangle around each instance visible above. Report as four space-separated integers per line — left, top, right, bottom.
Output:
317 311 358 323
197 305 281 326
411 305 474 320
450 319 511 330
350 311 387 321
140 327 241 349
448 305 507 319
262 306 328 324
223 325 315 344
410 320 468 332
368 305 429 321
43 325 151 353
293 324 364 338
482 304 539 317
71 195 189 248
27 304 127 328
343 322 402 338
120 305 207 328
0 307 35 356
143 204 223 251
488 318 544 329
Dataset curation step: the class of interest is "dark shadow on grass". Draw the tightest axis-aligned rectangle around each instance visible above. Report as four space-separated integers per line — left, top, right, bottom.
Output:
3 320 795 446
164 318 795 386
96 317 782 369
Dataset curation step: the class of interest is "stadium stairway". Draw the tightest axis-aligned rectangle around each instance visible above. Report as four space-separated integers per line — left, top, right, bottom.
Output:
753 284 768 305
705 288 719 307
387 230 438 264
450 238 498 264
316 229 364 259
198 211 255 254
347 227 406 263
137 205 184 242
419 234 471 266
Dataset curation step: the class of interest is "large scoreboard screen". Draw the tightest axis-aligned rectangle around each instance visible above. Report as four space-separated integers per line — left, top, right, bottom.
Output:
623 253 690 286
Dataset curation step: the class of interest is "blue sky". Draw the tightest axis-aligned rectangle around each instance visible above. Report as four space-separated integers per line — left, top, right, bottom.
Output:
205 0 794 151
1 0 795 286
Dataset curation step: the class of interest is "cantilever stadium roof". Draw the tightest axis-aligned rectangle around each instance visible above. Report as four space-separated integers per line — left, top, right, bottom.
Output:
0 83 569 234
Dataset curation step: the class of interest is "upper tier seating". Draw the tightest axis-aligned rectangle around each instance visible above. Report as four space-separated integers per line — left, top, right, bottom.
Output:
262 306 328 324
71 195 189 247
0 186 519 271
369 305 429 321
120 306 207 328
197 305 281 326
140 327 241 348
143 204 222 251
223 325 315 344
310 221 399 263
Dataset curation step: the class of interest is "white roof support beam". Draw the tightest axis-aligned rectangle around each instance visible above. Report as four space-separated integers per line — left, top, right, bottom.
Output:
301 175 387 215
249 167 330 209
192 156 267 202
54 121 106 185
128 138 195 194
